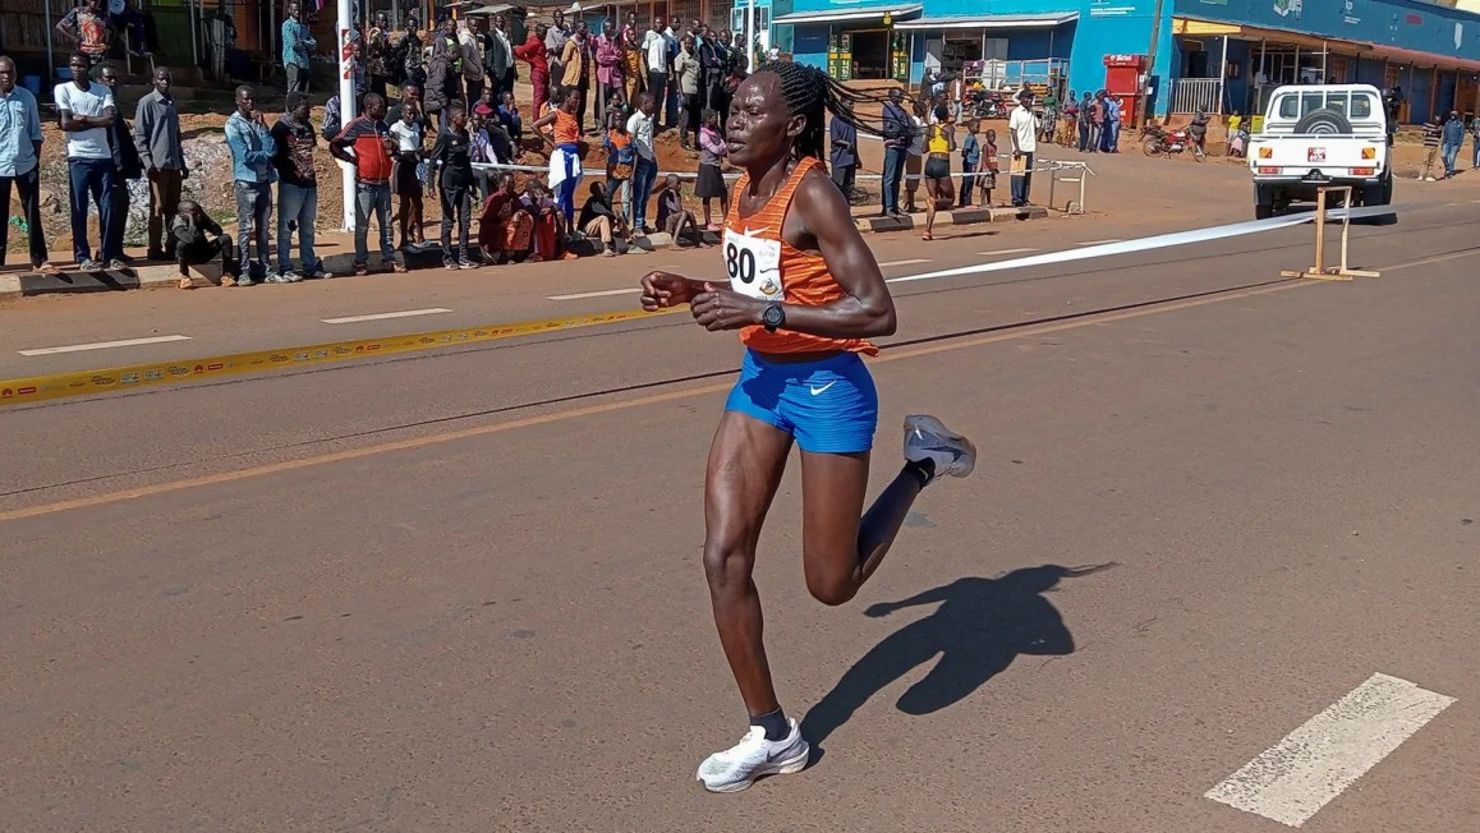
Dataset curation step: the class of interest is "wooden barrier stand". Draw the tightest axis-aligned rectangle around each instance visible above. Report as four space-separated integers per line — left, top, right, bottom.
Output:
1280 186 1382 282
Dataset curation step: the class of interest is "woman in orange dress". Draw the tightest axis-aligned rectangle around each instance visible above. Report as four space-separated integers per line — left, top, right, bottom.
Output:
639 63 978 793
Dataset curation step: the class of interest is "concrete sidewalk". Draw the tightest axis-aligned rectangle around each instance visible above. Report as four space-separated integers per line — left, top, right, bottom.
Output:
0 204 1047 299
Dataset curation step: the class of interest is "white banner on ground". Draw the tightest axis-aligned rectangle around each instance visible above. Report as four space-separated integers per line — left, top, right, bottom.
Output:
888 205 1398 284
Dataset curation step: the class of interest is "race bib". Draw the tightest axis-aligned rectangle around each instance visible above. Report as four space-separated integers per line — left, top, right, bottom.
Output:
723 227 783 301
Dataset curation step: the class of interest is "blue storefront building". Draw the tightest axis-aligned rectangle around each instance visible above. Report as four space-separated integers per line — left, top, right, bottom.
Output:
771 0 1480 124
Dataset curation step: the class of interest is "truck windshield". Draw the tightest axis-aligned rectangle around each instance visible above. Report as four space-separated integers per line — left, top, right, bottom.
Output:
1275 90 1376 122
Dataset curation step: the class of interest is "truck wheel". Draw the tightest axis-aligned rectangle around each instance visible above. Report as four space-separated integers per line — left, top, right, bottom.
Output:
1255 184 1276 220
1293 108 1354 136
1361 175 1396 225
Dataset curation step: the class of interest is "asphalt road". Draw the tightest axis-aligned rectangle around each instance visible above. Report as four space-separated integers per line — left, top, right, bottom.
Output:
2 193 1478 832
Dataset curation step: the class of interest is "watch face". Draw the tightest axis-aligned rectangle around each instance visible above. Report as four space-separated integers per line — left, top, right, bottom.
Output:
763 304 784 329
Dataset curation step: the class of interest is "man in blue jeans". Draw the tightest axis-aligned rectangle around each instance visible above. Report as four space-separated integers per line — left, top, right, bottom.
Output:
881 87 910 218
225 84 280 285
331 93 405 275
627 92 659 233
53 52 120 271
271 93 329 280
1440 110 1463 179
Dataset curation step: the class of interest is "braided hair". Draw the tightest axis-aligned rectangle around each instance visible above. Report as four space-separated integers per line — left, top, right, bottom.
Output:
751 61 901 168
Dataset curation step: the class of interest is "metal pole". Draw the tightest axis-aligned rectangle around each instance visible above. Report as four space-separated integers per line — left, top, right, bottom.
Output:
1218 34 1228 115
1136 0 1165 129
43 0 54 83
1293 43 1299 83
745 0 755 72
339 0 359 232
270 0 278 69
1322 40 1328 80
190 0 199 68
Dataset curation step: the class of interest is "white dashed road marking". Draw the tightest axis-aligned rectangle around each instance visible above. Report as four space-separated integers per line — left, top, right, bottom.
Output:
878 258 932 268
18 335 192 356
321 308 453 324
547 288 641 300
1077 239 1124 246
1204 673 1455 828
978 247 1040 256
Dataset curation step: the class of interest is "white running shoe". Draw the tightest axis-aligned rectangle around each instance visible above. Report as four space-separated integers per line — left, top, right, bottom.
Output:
904 414 977 480
696 718 810 793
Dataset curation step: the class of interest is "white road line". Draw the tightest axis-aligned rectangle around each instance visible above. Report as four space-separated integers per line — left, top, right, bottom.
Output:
321 308 453 324
879 258 932 268
547 288 640 300
18 335 192 356
978 247 1040 256
1077 239 1124 246
1205 673 1455 828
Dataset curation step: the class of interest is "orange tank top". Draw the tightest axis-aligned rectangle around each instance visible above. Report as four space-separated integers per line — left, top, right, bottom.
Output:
554 109 580 145
722 156 878 356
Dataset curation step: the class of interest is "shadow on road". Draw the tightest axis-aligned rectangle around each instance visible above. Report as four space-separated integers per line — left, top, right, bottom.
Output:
801 563 1116 753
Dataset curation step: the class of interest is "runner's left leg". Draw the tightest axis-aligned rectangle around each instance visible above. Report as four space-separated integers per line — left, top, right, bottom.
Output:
800 416 975 606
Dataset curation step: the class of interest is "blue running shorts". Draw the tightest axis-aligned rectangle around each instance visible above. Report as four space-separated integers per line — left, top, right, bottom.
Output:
724 349 879 453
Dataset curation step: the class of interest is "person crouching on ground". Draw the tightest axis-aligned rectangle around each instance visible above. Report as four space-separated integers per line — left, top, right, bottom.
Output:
656 173 701 247
520 180 563 262
173 199 237 288
477 171 526 263
578 180 627 256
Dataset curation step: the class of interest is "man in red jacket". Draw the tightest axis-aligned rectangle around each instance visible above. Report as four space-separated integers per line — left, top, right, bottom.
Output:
330 93 406 275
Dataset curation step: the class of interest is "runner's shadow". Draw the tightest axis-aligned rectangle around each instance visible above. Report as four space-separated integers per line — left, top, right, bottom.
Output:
801 564 1115 754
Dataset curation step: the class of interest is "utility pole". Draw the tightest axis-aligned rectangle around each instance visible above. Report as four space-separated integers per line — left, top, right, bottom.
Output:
338 0 358 232
1137 0 1166 129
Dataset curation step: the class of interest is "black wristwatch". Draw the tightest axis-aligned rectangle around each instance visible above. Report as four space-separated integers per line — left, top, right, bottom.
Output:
761 303 786 333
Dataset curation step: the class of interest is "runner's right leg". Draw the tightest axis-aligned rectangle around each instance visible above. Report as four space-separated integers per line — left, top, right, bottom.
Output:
698 411 809 792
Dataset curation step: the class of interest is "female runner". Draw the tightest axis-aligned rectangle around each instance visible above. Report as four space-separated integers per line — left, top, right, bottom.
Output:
640 62 977 793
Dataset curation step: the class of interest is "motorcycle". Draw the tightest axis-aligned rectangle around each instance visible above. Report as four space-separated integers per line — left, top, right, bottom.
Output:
1142 124 1206 161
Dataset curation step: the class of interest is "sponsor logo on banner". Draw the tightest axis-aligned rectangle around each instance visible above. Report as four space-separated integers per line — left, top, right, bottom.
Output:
1343 0 1359 25
1274 0 1302 18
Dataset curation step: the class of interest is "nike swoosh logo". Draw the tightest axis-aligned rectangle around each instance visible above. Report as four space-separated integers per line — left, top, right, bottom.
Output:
809 381 837 396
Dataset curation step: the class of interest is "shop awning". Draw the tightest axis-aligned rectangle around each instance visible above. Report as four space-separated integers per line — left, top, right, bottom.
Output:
771 4 923 26
1364 44 1480 74
1172 16 1371 56
893 12 1077 31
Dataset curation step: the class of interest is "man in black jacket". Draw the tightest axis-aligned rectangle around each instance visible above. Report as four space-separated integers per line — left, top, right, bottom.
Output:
99 65 142 265
880 86 911 218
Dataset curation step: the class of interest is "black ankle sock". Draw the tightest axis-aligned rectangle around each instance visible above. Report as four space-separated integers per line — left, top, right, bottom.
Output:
903 457 936 489
750 707 788 742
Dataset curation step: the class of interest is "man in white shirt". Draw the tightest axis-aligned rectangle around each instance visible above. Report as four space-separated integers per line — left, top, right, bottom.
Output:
54 51 121 270
643 16 670 129
625 91 658 233
1007 89 1038 207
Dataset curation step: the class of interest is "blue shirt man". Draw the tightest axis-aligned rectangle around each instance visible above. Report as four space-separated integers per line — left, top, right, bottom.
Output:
0 55 51 270
282 1 316 94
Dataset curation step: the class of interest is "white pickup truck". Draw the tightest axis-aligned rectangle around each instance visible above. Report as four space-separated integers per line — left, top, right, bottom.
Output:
1248 84 1393 219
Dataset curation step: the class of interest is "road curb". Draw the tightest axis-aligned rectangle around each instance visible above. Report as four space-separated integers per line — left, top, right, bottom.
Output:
0 205 1050 299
